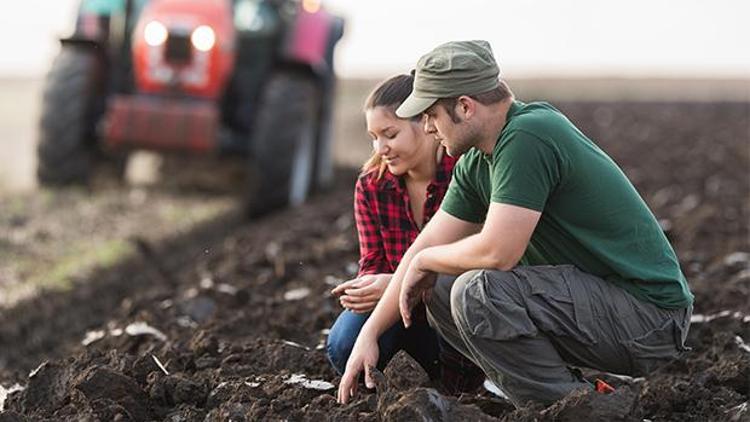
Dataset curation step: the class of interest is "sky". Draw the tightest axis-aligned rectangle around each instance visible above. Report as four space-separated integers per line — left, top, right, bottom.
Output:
0 0 748 79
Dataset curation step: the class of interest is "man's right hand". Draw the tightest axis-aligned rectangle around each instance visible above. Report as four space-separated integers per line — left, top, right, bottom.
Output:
337 333 379 404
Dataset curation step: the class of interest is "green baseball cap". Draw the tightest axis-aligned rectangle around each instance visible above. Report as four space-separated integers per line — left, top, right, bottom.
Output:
396 40 500 118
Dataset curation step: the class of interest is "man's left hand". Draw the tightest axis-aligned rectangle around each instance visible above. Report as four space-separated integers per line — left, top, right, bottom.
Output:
399 253 437 328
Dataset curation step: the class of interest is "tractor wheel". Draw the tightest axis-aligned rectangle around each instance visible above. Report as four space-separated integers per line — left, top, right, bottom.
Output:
36 47 101 186
247 72 320 216
312 82 335 193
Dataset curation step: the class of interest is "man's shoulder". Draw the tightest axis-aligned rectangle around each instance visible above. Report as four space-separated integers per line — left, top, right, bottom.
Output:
454 148 485 171
505 101 569 135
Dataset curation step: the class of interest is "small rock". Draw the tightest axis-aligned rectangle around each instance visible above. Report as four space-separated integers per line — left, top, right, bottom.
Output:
216 283 238 296
81 330 106 346
179 296 217 323
725 252 750 267
283 374 335 391
124 322 167 342
283 287 311 301
199 276 215 289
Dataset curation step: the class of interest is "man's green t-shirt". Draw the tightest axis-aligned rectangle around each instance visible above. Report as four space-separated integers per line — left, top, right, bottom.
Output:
441 101 693 309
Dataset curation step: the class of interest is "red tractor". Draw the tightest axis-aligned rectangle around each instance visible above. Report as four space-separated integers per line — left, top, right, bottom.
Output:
37 0 344 214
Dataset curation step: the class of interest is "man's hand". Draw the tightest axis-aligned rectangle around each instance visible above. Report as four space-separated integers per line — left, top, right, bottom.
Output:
337 333 379 404
399 253 437 328
331 274 391 313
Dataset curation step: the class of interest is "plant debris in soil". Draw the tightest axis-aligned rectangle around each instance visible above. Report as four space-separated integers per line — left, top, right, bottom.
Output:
0 101 748 421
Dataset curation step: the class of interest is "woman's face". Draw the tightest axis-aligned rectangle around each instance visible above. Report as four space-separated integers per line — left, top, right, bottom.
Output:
365 106 429 176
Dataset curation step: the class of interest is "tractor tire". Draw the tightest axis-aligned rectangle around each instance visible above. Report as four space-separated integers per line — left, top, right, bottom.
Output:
312 83 335 193
247 72 320 216
36 47 101 186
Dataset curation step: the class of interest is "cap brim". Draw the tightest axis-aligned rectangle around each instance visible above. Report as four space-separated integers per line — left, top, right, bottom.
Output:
395 95 437 119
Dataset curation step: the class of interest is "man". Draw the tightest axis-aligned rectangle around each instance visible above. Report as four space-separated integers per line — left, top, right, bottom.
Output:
337 40 693 406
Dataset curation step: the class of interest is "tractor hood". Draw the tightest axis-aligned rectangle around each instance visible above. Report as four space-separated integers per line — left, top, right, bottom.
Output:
132 0 236 99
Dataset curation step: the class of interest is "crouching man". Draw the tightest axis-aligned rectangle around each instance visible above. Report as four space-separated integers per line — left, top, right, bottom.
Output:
336 40 693 407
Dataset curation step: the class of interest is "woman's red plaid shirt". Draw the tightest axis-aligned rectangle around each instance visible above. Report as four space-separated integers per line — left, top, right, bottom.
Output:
354 154 457 276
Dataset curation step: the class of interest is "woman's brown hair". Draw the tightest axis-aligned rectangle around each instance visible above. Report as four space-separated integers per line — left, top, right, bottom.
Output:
362 74 421 179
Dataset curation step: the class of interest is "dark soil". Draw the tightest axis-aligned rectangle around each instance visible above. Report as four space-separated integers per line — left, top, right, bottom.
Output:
1 101 748 421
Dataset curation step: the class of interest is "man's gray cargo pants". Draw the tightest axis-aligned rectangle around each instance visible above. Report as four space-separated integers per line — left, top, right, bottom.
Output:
425 265 691 406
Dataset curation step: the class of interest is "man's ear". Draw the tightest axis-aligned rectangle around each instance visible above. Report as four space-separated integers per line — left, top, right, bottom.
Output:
457 95 475 120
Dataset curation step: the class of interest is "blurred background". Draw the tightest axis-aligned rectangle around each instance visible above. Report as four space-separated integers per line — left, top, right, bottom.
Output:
1 0 748 192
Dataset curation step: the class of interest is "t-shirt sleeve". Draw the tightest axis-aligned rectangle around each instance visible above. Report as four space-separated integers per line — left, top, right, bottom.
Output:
441 156 486 223
491 130 560 211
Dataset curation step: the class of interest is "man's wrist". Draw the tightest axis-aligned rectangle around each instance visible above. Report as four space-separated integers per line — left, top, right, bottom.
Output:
412 249 431 272
359 323 379 341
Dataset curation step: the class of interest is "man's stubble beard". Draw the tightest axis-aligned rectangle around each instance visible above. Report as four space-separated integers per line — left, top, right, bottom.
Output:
446 119 481 157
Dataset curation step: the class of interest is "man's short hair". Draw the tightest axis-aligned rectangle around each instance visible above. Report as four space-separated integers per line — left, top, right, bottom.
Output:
438 80 513 123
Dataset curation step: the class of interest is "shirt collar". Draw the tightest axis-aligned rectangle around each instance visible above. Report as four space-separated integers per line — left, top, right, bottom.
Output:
380 153 456 191
482 100 524 163
380 167 400 191
506 100 523 122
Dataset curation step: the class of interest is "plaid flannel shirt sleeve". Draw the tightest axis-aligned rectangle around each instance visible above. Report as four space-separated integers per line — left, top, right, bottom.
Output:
354 177 391 276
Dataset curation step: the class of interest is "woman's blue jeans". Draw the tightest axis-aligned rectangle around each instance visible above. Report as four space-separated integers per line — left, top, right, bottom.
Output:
326 308 441 379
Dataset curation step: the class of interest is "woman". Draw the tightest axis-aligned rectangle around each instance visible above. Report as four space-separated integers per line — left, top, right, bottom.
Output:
327 74 482 392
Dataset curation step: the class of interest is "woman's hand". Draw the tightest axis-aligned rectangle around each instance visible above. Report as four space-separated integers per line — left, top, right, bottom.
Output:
331 274 392 313
337 331 379 404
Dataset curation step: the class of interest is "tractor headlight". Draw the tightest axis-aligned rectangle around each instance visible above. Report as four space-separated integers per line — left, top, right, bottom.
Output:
191 25 216 52
302 0 321 14
144 21 168 47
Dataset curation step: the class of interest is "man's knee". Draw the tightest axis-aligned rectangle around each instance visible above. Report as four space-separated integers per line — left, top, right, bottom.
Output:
448 269 495 334
450 269 533 340
449 270 485 312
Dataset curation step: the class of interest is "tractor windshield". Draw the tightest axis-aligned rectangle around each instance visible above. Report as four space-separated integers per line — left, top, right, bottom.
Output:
232 0 283 34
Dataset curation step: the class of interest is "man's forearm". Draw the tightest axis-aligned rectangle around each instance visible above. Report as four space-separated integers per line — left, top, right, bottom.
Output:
356 210 482 339
359 234 434 338
417 232 517 274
